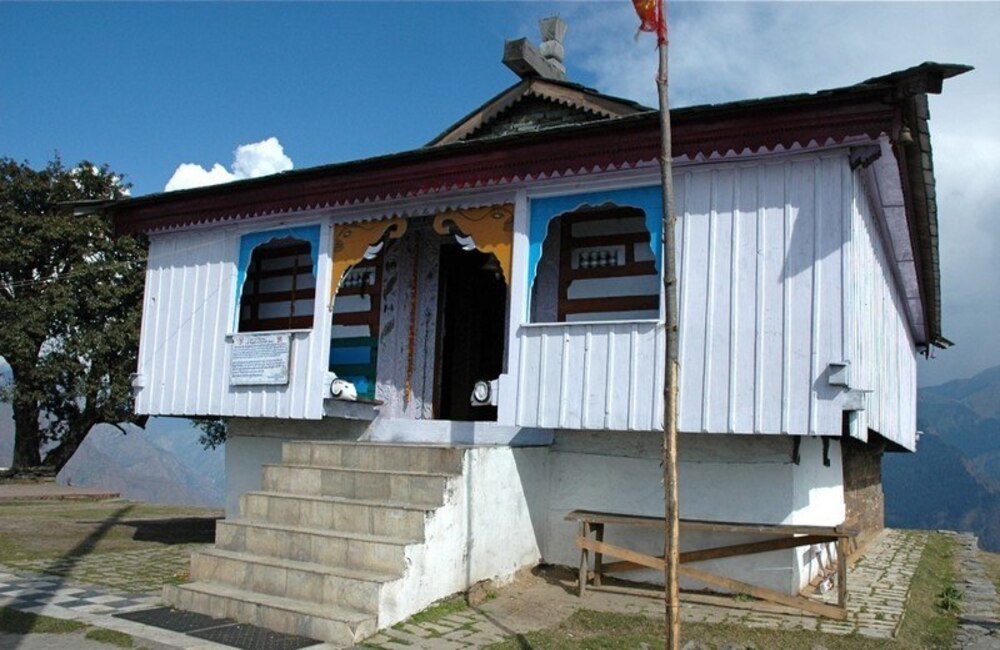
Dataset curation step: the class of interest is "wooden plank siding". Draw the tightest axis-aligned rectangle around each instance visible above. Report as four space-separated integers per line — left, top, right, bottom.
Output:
675 155 850 436
518 153 886 436
131 151 919 438
134 225 331 420
847 169 919 450
516 320 665 431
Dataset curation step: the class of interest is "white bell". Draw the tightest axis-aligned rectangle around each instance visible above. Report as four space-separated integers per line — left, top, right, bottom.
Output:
330 376 358 401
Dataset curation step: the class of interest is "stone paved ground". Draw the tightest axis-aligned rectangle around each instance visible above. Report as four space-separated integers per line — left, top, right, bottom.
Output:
361 528 927 648
0 528 928 649
4 546 203 594
952 532 1000 649
0 566 257 650
811 527 927 639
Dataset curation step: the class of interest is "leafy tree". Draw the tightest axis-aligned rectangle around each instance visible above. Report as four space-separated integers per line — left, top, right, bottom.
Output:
193 417 227 450
0 156 146 471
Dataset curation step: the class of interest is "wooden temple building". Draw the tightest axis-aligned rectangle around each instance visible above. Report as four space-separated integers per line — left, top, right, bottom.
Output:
103 18 967 645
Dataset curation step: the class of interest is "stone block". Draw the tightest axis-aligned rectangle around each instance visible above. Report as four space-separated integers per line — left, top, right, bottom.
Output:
249 564 287 596
321 468 356 497
283 443 312 465
289 467 322 494
310 444 343 468
322 575 379 612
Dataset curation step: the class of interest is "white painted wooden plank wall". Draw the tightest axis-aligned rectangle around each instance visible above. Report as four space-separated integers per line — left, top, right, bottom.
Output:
135 225 331 420
847 171 918 450
133 151 919 439
516 321 665 431
676 155 850 436
517 153 856 435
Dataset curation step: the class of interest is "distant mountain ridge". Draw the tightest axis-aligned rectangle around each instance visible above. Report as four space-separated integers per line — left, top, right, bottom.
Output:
0 404 224 508
885 364 1000 551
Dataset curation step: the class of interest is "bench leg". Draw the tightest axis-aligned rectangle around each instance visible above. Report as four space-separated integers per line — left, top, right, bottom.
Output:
594 523 605 587
578 521 590 596
837 536 848 609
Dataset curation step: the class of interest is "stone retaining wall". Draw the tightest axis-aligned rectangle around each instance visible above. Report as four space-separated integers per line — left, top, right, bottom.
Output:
842 437 885 548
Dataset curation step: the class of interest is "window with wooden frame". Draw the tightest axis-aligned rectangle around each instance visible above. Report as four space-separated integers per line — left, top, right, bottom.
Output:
533 206 660 322
237 237 317 332
328 261 382 400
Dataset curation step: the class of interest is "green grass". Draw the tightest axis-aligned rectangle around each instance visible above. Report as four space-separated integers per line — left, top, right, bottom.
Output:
487 532 962 650
85 628 136 648
0 500 221 564
406 596 469 625
0 607 87 635
894 531 959 648
164 570 190 586
0 499 221 591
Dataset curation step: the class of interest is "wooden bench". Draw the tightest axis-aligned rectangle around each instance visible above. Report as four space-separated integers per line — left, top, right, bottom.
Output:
565 509 856 620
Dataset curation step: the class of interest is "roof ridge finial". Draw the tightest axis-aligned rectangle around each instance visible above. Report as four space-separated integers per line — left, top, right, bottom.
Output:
502 16 567 81
539 16 567 78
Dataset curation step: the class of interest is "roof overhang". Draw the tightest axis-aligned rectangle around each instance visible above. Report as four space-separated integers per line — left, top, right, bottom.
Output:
106 63 970 346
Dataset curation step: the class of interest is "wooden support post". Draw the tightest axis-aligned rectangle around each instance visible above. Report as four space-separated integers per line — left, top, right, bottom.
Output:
578 521 590 596
594 523 605 586
837 535 848 609
657 20 682 650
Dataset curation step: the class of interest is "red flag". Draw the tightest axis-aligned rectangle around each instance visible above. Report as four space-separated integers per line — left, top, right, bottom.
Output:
632 0 667 44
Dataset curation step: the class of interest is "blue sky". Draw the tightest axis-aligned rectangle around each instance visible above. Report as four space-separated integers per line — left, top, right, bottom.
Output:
3 2 999 386
1 2 572 194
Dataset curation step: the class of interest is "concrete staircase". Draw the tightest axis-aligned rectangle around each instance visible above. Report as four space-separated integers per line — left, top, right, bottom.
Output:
164 441 465 645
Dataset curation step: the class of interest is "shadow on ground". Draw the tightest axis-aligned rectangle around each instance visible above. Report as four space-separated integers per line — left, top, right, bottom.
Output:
119 516 221 544
2 504 135 648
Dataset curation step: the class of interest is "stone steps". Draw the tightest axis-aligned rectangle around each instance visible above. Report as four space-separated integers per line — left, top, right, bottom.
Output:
282 440 465 474
189 548 395 613
165 440 466 645
164 581 376 644
240 490 432 539
261 463 451 506
216 518 415 574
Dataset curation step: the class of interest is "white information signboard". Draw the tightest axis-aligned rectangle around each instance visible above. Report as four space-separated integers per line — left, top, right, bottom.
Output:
229 333 291 386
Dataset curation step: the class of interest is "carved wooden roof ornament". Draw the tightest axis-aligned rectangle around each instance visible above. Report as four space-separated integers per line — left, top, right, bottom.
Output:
433 205 514 284
331 218 407 300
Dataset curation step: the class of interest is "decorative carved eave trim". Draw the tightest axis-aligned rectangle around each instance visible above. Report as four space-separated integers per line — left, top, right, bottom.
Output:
111 98 900 235
330 218 407 300
432 205 514 284
429 78 648 147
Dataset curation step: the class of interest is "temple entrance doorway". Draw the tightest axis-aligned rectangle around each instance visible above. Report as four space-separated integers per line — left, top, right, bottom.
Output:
435 244 506 421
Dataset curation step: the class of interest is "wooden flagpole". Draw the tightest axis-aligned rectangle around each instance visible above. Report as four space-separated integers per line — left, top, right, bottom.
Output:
655 1 681 648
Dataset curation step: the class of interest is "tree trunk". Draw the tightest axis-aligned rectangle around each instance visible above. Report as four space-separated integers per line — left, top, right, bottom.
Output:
12 399 42 468
41 423 93 474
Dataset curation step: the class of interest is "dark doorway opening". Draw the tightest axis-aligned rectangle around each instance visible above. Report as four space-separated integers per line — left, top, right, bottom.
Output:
435 244 507 421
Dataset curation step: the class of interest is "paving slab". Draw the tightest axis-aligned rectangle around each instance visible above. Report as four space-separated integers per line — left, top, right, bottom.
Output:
952 532 1000 650
1 528 931 649
0 564 285 650
360 528 928 648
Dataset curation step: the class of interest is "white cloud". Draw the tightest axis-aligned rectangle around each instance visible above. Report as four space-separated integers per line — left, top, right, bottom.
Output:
232 137 294 179
164 163 234 192
557 2 1000 386
164 137 293 192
